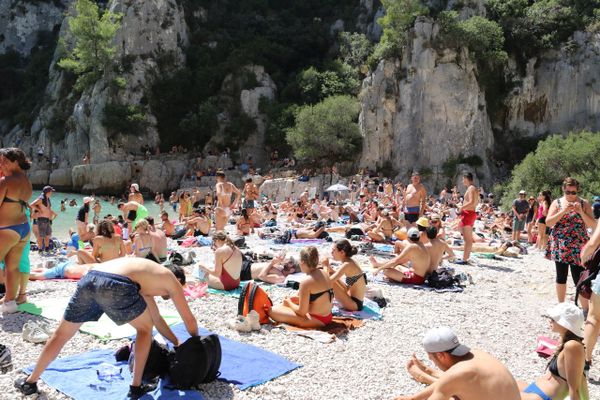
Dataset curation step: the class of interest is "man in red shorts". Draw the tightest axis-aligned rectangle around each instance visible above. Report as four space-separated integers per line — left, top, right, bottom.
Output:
457 172 479 264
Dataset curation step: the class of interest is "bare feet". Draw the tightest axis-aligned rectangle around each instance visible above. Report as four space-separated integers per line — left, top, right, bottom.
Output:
369 256 382 268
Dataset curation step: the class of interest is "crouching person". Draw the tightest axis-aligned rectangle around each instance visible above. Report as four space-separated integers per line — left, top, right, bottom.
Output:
15 257 198 399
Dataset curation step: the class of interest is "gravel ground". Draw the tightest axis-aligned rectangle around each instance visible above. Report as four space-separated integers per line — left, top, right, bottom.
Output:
1 247 600 400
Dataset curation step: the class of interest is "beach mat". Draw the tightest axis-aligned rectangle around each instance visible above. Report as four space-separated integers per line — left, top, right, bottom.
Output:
332 298 383 320
156 323 301 390
18 298 182 340
23 349 202 400
280 317 364 343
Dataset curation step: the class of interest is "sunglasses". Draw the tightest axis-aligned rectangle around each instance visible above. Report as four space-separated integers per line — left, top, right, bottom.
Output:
564 190 578 195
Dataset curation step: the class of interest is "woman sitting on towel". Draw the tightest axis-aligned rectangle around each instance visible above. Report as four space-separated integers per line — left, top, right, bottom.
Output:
323 239 366 311
518 302 589 400
268 246 333 328
77 220 126 264
197 231 242 291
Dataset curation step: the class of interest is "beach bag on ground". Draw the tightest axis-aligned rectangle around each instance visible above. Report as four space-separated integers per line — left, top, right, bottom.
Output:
575 246 600 304
168 252 185 266
238 281 273 324
127 339 172 381
168 335 222 388
274 230 292 244
426 269 459 289
345 227 365 239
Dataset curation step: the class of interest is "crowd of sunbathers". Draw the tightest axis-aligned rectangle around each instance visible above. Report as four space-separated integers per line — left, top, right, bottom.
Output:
1 147 599 399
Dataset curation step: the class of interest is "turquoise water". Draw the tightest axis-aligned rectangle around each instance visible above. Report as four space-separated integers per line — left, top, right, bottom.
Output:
29 191 167 240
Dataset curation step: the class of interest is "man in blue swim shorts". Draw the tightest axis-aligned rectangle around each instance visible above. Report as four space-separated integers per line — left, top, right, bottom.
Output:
15 258 199 399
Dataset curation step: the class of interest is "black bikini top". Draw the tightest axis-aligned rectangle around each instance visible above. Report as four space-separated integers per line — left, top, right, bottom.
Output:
548 338 582 380
345 272 367 288
3 196 28 211
309 288 333 303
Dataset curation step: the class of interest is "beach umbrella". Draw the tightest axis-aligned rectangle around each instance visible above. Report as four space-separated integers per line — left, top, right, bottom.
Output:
326 184 349 192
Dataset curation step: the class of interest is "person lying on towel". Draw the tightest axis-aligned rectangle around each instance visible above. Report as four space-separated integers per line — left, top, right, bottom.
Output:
15 257 198 399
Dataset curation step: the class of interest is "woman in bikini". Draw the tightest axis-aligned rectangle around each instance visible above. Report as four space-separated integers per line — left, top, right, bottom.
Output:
236 208 254 236
197 231 242 291
268 246 334 328
77 220 126 263
0 148 33 313
519 302 588 400
323 239 367 311
536 190 552 251
133 219 158 261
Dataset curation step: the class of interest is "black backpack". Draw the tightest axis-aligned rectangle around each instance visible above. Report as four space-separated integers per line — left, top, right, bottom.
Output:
426 269 459 289
127 339 172 381
168 335 222 388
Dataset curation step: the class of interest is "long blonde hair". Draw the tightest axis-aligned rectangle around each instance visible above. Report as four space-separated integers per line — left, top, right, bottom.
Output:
212 230 236 249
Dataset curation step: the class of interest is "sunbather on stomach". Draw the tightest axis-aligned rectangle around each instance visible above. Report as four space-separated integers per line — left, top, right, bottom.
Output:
268 246 333 328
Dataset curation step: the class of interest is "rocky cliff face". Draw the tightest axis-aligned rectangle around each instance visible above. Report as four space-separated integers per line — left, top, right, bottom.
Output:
0 0 70 57
359 18 494 187
359 17 600 189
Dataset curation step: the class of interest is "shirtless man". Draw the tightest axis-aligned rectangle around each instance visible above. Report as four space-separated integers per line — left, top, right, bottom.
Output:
367 209 395 242
185 208 211 237
30 186 57 254
243 177 259 214
239 252 300 284
146 217 168 263
159 211 175 236
403 172 427 226
370 228 431 285
15 258 198 399
215 170 241 231
457 172 479 264
425 227 455 274
128 183 144 204
118 200 149 231
395 327 520 400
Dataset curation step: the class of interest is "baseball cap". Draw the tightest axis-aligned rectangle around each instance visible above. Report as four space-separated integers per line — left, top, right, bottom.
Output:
423 327 470 356
416 217 429 228
519 190 526 195
83 196 94 204
42 185 55 193
407 227 420 240
545 302 584 336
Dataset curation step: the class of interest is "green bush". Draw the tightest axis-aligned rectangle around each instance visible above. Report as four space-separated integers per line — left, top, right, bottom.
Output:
500 131 600 207
102 102 147 135
297 61 360 104
338 31 373 71
286 95 361 163
369 0 428 66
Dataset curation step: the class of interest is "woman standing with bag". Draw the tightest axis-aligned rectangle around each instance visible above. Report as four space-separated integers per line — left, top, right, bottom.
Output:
546 178 596 307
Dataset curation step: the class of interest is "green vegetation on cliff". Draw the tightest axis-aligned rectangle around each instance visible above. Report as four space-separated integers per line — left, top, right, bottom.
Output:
500 131 600 206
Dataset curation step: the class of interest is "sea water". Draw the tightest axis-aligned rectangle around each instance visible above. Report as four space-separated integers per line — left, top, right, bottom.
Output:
29 191 166 240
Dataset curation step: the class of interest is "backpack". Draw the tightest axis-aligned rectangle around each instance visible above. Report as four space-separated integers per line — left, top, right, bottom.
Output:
127 339 172 381
345 227 365 239
169 335 222 388
169 252 184 266
238 281 273 324
426 269 459 289
576 246 600 305
274 230 292 244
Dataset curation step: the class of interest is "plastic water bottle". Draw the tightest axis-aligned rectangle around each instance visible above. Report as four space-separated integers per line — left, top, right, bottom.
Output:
92 362 122 390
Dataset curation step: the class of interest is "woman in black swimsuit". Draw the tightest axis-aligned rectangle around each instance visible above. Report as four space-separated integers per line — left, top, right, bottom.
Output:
0 148 32 313
323 239 367 311
519 302 588 400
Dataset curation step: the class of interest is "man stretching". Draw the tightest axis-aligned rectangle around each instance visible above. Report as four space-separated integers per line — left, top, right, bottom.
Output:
214 170 241 231
15 258 198 399
403 172 427 226
395 327 520 400
457 172 479 264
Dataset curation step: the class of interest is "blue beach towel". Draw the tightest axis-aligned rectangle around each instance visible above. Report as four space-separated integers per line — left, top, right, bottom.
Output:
163 323 301 390
23 349 202 400
332 298 383 320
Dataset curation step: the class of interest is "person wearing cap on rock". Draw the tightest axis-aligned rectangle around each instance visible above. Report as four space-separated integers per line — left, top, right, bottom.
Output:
396 327 520 400
30 186 56 255
512 190 530 242
518 303 588 400
75 196 95 242
370 227 430 285
128 183 144 204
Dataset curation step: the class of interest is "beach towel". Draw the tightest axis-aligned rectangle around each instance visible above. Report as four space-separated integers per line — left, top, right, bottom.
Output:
280 317 364 343
157 323 300 390
18 298 182 340
536 336 559 358
332 298 383 320
23 349 202 400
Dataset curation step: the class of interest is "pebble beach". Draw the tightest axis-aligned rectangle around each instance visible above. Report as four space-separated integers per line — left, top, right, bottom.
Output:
2 245 600 400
